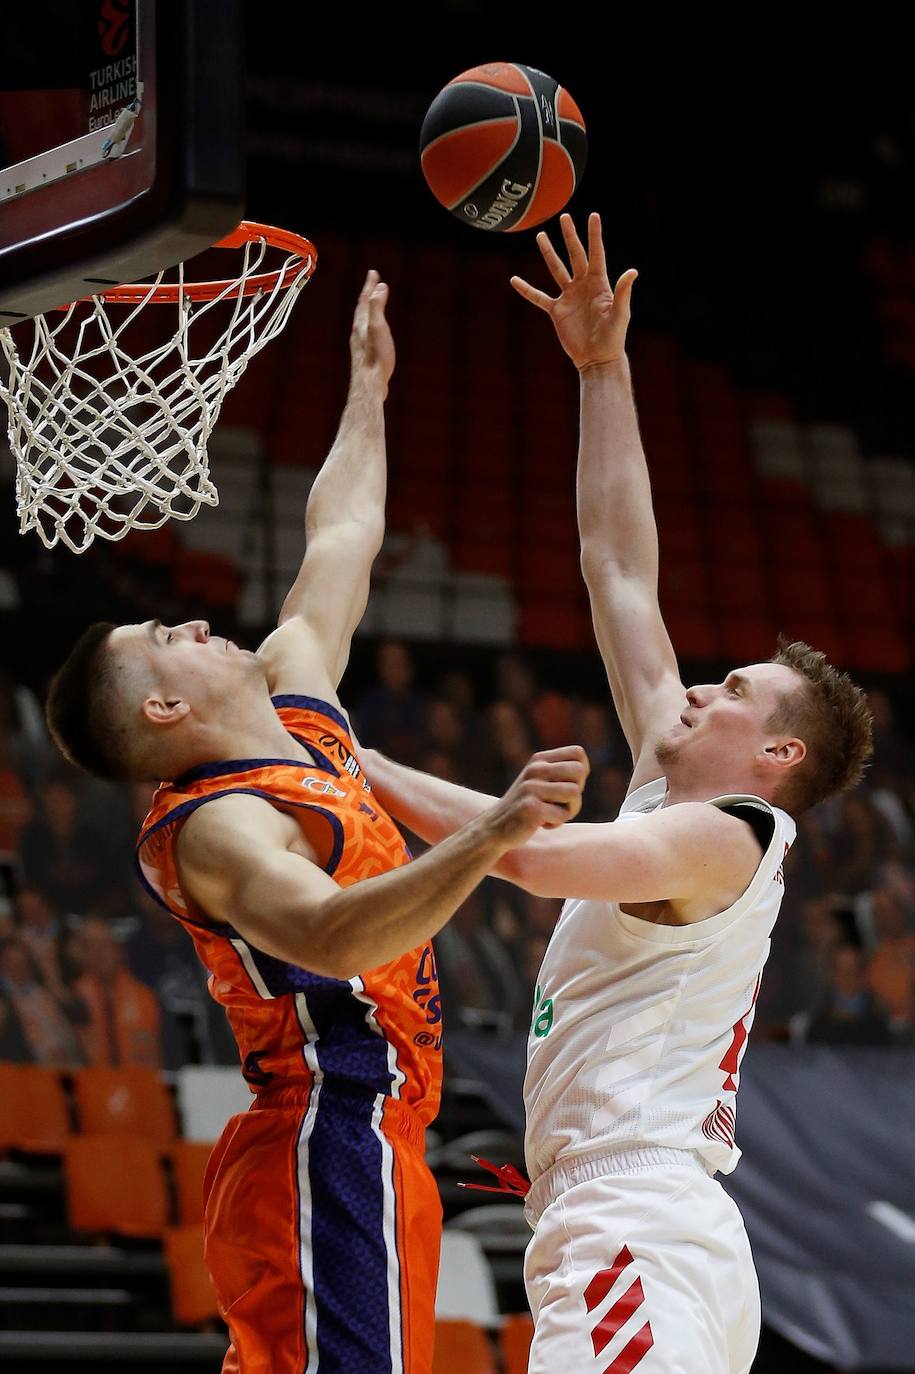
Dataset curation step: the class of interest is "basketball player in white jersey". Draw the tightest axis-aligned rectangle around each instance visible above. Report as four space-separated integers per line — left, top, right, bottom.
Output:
362 215 873 1374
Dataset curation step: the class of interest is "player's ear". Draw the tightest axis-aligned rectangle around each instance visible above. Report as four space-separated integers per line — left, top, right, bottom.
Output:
141 694 190 728
762 737 806 769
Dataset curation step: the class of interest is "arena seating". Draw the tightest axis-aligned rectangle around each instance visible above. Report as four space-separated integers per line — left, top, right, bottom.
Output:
138 232 912 671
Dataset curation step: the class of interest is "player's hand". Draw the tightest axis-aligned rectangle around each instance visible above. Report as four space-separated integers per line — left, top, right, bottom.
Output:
510 212 637 371
487 746 590 847
350 269 395 395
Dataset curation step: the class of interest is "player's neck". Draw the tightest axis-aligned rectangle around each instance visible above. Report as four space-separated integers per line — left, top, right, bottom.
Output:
183 699 314 771
662 773 769 807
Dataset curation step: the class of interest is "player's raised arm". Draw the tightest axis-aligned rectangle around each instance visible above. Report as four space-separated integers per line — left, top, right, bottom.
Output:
512 213 686 788
258 270 395 700
174 749 586 979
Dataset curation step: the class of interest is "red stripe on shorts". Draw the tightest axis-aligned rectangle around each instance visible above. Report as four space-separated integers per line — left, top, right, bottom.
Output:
583 1245 634 1312
604 1320 654 1374
591 1276 645 1357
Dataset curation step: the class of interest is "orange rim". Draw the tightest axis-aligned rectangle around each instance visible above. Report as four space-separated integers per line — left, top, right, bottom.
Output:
82 221 316 305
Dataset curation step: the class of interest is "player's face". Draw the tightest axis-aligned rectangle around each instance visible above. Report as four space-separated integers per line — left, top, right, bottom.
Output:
657 662 802 776
109 618 265 710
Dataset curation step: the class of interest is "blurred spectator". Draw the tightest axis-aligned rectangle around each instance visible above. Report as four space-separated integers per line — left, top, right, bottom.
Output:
494 653 537 714
15 887 68 997
127 889 237 1068
423 696 488 789
436 888 527 1028
435 669 477 715
485 700 535 792
785 897 847 1021
866 689 914 792
576 701 624 771
0 669 50 787
0 936 83 1066
356 641 425 764
803 944 893 1046
530 690 574 751
0 744 31 900
862 888 915 1033
17 772 119 915
70 916 163 1068
825 793 895 896
586 764 630 822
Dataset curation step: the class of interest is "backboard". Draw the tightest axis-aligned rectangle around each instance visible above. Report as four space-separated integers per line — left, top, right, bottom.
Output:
0 0 245 327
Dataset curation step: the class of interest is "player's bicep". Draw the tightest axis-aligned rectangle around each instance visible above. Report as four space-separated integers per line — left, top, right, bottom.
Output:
506 807 753 904
175 795 343 975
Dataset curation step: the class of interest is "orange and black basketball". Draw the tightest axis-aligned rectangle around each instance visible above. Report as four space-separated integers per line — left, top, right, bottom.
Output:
419 62 587 233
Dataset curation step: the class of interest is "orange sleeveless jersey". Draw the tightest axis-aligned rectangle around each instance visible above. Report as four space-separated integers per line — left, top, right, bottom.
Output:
136 695 442 1124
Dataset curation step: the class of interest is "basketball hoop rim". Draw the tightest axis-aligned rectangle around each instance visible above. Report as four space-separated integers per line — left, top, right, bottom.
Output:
61 221 316 307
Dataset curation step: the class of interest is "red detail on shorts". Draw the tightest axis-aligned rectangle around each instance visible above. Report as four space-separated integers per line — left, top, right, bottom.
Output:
458 1155 530 1197
591 1276 644 1357
604 1321 654 1374
584 1245 634 1312
702 1099 736 1149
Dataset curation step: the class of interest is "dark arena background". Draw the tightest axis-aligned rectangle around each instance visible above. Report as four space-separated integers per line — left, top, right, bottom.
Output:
0 5 913 1371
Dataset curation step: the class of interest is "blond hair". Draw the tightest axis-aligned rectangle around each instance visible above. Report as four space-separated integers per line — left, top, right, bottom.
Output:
767 637 874 814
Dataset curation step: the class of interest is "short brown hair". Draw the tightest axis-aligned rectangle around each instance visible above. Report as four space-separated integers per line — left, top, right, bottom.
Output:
45 622 133 781
767 638 874 815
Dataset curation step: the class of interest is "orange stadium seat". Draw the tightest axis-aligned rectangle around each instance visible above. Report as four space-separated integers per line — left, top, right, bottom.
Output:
518 598 589 651
834 567 896 622
432 1321 497 1374
0 1065 71 1154
63 1134 169 1237
717 614 780 664
843 624 912 674
777 615 846 665
170 1140 214 1226
663 606 717 659
500 1313 535 1374
772 566 833 618
658 557 709 609
453 540 514 579
73 1067 177 1147
710 561 770 615
163 1224 221 1326
172 550 241 608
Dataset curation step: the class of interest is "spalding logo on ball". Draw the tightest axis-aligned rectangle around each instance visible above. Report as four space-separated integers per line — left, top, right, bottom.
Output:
420 62 586 232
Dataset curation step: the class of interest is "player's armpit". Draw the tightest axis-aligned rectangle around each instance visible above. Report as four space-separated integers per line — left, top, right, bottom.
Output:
498 803 763 911
175 792 348 976
257 615 346 703
259 515 384 695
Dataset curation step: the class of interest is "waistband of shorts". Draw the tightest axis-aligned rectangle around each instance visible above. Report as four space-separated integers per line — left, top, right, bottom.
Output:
251 1083 428 1150
524 1144 711 1226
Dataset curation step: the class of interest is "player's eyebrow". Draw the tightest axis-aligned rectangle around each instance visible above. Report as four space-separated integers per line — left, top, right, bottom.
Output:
727 672 751 693
146 618 162 642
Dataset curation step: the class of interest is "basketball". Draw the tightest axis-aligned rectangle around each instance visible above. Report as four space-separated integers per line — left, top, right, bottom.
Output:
419 62 587 233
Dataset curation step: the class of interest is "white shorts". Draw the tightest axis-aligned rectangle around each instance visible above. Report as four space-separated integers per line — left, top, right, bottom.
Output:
523 1146 760 1374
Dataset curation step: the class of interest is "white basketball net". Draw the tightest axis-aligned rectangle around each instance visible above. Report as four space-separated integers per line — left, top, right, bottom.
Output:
0 233 314 553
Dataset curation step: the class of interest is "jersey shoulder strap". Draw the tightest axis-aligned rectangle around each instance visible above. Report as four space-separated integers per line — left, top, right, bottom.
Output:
716 800 776 852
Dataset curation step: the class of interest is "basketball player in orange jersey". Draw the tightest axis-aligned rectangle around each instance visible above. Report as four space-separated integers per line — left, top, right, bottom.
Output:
361 217 874 1374
45 272 589 1374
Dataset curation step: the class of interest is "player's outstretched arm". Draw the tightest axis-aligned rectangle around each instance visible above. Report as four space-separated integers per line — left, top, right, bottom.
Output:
364 746 760 914
174 750 586 979
258 270 395 701
363 745 587 848
512 213 686 789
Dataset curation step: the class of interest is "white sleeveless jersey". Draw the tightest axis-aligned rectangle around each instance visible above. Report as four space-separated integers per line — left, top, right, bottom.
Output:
524 778 796 1181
